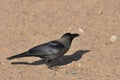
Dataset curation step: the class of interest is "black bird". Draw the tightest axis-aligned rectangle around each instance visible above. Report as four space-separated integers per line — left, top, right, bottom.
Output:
7 33 79 68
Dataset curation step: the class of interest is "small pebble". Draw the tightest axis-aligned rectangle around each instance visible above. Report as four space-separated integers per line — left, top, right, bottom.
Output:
97 62 101 65
69 27 72 30
6 78 10 80
79 28 84 33
111 35 117 42
118 14 120 17
71 71 77 75
77 63 81 67
0 62 4 65
1 62 4 65
31 13 35 16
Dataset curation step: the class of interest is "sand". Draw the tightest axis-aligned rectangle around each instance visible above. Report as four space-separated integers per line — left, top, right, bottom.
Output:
0 0 120 80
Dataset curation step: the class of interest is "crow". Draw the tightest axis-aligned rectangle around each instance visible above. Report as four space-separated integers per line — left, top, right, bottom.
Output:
7 33 79 69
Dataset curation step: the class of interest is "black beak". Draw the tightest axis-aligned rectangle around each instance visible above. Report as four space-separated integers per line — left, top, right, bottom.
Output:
73 33 79 37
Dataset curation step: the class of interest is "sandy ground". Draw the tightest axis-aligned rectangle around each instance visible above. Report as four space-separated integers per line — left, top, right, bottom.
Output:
0 0 120 80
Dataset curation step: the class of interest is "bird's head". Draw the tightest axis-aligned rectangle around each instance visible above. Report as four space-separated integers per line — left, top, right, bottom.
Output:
61 33 79 40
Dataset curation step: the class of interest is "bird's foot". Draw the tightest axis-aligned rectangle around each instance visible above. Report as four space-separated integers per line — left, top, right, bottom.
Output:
46 61 63 71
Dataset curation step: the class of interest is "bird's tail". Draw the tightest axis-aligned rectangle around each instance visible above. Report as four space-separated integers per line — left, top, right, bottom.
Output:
7 51 31 60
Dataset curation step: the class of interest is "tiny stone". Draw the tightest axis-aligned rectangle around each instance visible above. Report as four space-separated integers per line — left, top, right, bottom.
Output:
69 27 72 30
71 71 77 75
111 35 117 42
1 62 4 65
77 63 81 67
6 78 10 80
118 14 120 17
79 28 84 33
97 62 101 65
0 62 4 65
31 13 35 16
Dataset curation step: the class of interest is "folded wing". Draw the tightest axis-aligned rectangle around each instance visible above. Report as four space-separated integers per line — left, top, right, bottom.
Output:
28 41 65 57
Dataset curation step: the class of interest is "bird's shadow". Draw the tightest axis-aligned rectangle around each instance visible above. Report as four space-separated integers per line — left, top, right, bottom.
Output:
11 50 90 67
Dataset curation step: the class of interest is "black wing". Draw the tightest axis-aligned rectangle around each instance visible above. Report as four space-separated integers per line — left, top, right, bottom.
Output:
28 41 65 56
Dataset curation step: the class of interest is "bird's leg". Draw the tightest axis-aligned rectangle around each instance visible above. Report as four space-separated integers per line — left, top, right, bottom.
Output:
45 59 52 69
45 59 61 71
47 60 52 69
46 60 59 71
47 61 62 71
